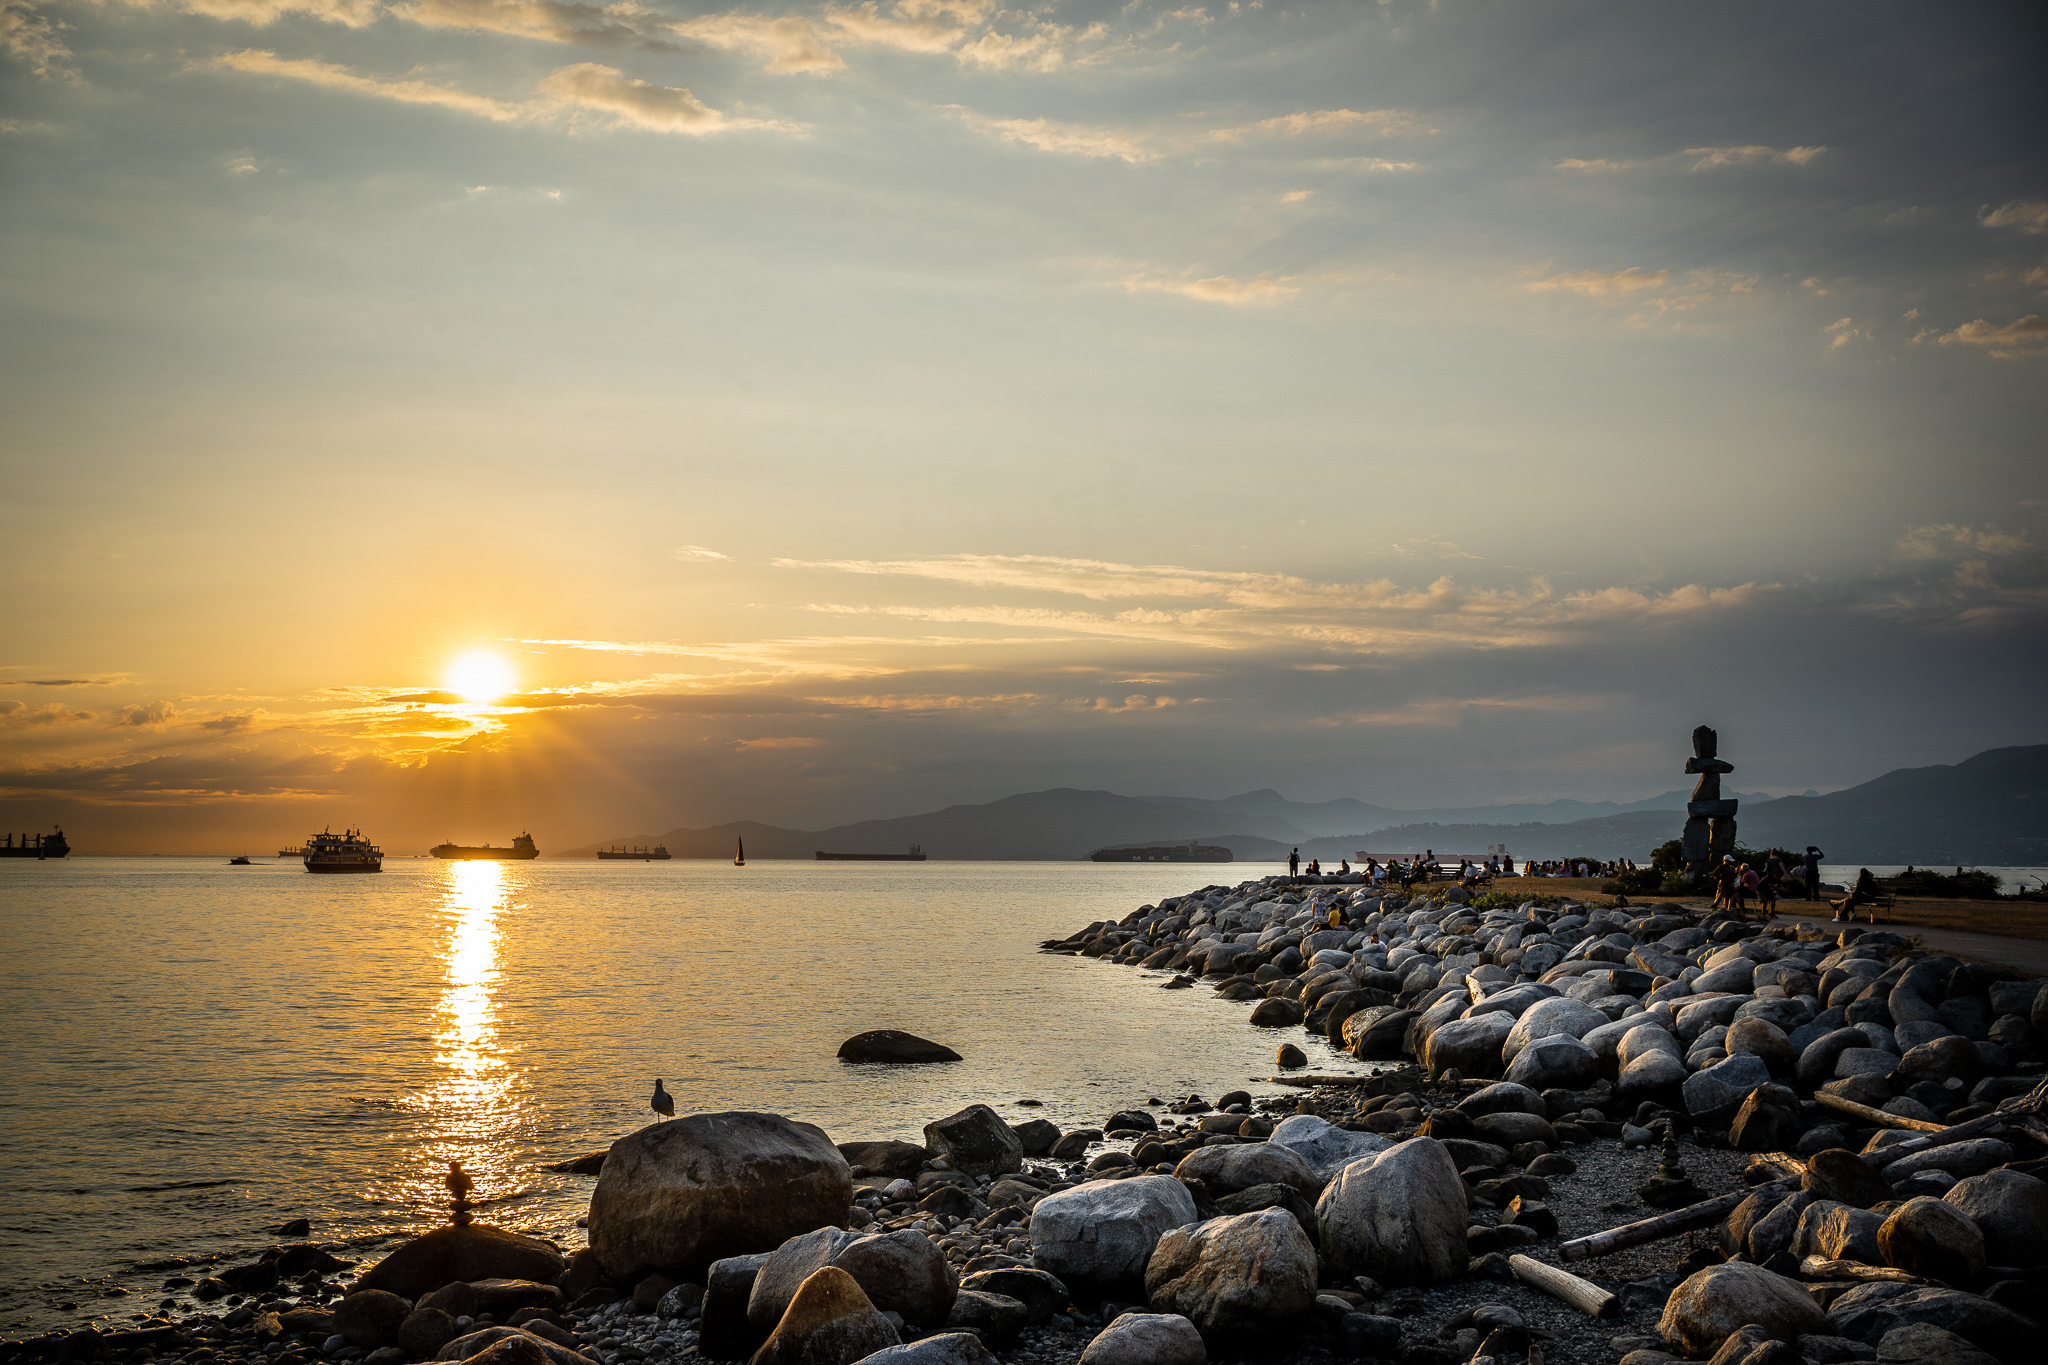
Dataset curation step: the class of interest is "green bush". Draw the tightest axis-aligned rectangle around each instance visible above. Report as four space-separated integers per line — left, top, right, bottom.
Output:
1602 867 1665 896
1886 867 2003 899
1659 872 1695 895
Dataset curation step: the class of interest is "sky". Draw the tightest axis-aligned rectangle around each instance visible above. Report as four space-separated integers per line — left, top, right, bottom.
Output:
2 0 2045 853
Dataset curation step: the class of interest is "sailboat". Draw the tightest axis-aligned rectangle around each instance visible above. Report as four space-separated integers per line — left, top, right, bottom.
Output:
734 836 745 867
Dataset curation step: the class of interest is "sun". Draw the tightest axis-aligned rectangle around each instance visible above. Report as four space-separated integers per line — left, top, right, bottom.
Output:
446 651 516 705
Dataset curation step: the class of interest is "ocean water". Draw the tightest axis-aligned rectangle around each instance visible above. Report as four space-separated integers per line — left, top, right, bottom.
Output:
0 857 1366 1334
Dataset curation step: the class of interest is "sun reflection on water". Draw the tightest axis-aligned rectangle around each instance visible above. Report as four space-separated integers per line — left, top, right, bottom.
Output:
394 859 526 1223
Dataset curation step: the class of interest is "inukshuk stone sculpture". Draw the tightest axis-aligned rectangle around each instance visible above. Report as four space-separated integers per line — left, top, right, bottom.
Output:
1681 725 1737 883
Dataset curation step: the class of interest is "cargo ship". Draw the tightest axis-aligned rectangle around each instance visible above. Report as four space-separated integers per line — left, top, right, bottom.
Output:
598 843 671 861
1 827 69 859
303 827 382 873
815 845 927 861
431 832 539 860
1089 841 1232 863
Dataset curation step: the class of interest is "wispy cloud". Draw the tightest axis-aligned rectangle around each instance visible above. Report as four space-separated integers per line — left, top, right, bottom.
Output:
399 0 681 50
164 0 382 27
1 0 75 78
1526 266 1669 297
1555 144 1826 173
947 107 1157 161
1204 107 1434 141
1896 523 2030 560
674 545 730 561
1525 265 1758 326
540 61 728 132
1936 313 2046 357
216 48 525 120
1981 201 2048 235
1122 271 1300 306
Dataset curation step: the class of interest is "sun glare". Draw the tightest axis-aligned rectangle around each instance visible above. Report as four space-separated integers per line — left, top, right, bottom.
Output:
447 651 516 705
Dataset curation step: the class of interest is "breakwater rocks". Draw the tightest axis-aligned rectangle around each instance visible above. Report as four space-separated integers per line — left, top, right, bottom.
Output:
9 878 2047 1365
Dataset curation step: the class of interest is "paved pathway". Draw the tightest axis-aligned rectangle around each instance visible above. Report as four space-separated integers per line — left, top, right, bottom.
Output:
1767 905 2048 976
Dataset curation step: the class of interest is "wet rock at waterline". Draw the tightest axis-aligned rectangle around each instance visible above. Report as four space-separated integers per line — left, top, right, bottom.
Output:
837 1032 963 1065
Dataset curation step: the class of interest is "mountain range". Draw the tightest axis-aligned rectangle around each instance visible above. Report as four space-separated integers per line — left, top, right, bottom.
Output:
563 745 2046 865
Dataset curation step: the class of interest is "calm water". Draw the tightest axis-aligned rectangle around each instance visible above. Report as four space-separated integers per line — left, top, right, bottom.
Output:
0 858 1360 1333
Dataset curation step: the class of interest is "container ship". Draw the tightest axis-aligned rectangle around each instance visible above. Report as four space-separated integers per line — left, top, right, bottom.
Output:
431 832 539 860
598 844 671 861
815 845 927 861
1089 841 1232 863
1 827 69 859
303 827 382 873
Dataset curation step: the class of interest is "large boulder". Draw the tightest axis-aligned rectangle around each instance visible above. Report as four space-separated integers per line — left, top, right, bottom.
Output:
1470 1111 1556 1148
837 1032 961 1064
1882 1139 2014 1183
1454 1082 1547 1119
834 1232 957 1328
852 1334 996 1365
748 1229 870 1334
1799 1028 1872 1088
1827 1283 2033 1363
1729 1083 1806 1152
1029 1177 1197 1290
1315 1137 1467 1286
700 1252 773 1360
1342 1006 1418 1060
354 1225 566 1300
1726 1018 1798 1079
753 1266 899 1365
1794 1201 1885 1264
589 1113 851 1282
1658 1261 1829 1357
1875 1324 2000 1365
1504 1035 1599 1090
1422 1012 1515 1078
1806 1149 1893 1209
1501 997 1611 1063
1144 1208 1317 1339
837 1142 930 1179
1265 1115 1391 1183
1077 1313 1207 1365
923 1105 1024 1178
1942 1169 2048 1266
1896 1037 1982 1087
1683 1054 1774 1127
1172 1143 1322 1201
956 1269 1067 1326
1618 1025 1688 1094
1879 1198 1986 1282
332 1290 411 1349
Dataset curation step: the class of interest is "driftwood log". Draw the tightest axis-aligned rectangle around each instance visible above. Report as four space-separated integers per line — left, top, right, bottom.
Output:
1814 1091 1948 1132
1798 1256 1938 1286
1509 1254 1620 1317
1560 1079 2048 1262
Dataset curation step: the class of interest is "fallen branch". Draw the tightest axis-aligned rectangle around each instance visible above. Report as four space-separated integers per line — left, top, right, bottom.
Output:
1558 1177 1799 1263
1814 1091 1947 1133
1863 1109 2012 1165
1509 1253 1620 1317
1798 1256 1938 1287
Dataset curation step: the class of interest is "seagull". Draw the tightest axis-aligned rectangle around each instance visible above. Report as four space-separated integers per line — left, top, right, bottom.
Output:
651 1079 674 1118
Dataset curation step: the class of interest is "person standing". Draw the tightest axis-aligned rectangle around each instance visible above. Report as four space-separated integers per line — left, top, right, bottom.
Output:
1288 847 1300 877
1802 846 1825 901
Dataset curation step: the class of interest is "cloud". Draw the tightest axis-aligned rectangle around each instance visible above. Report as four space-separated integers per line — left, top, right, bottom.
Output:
1556 146 1825 173
1981 201 2048 235
0 678 114 686
671 12 846 73
1526 266 1670 297
1935 314 2047 356
164 0 383 24
947 108 1157 162
1205 108 1434 141
1 0 75 78
215 48 524 120
538 62 725 131
1896 523 2031 560
0 701 94 726
1281 190 1313 203
674 545 730 561
111 701 179 728
734 735 822 748
1123 271 1300 305
198 712 256 733
1824 316 1873 349
398 0 680 49
1684 144 1826 168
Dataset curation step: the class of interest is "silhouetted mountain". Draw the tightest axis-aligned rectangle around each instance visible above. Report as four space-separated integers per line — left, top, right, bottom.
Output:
566 746 2044 864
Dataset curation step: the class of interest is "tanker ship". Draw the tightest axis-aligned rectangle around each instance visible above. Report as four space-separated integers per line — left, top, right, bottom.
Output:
431 832 539 860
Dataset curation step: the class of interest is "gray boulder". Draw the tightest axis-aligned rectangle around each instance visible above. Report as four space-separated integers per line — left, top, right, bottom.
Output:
1683 1054 1773 1127
1471 1111 1556 1148
1879 1198 1985 1282
1942 1169 2048 1266
1264 1115 1391 1184
852 1333 996 1365
1315 1137 1467 1285
1144 1208 1317 1338
1799 1028 1871 1088
1077 1313 1206 1365
1029 1176 1197 1289
1455 1081 1547 1118
1501 997 1611 1063
956 1269 1067 1326
1883 1139 2014 1183
1172 1143 1322 1201
1726 1017 1798 1078
753 1266 899 1365
1659 1261 1829 1357
923 1105 1024 1177
1422 1012 1515 1078
333 1291 410 1350
1875 1324 2000 1365
589 1112 851 1281
1794 1201 1884 1264
1505 1035 1599 1090
1827 1283 2032 1363
749 1229 868 1334
355 1225 567 1300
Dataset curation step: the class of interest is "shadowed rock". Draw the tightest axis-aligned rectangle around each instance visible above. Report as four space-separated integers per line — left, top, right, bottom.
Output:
837 1032 962 1064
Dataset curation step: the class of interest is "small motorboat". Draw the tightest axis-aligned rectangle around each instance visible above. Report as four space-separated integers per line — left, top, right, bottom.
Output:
228 856 253 865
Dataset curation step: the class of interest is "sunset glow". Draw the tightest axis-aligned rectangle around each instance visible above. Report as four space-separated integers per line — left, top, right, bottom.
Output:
446 652 516 707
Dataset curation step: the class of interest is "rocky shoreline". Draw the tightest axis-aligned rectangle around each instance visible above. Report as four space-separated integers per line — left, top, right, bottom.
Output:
7 875 2045 1365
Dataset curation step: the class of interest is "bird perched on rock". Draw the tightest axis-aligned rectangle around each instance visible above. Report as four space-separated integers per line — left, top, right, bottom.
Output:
651 1079 674 1117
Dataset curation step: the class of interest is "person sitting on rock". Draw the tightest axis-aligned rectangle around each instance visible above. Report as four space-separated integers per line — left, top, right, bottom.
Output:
1833 868 1881 923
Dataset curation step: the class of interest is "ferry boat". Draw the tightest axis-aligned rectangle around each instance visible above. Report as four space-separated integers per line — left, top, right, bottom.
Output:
431 832 539 860
1089 841 1232 863
1 827 69 859
303 827 382 873
597 843 670 861
816 845 928 861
